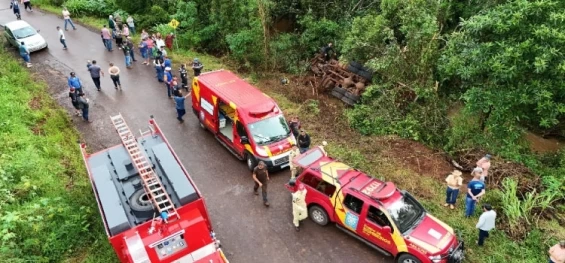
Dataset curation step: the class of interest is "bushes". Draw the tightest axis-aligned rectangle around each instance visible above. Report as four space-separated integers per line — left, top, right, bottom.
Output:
226 20 265 69
64 0 115 17
269 33 305 73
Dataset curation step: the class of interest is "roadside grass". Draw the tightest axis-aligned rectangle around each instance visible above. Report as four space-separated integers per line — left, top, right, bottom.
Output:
27 6 554 263
0 42 115 262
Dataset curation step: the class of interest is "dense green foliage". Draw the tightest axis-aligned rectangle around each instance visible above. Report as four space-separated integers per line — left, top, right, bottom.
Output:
0 45 113 262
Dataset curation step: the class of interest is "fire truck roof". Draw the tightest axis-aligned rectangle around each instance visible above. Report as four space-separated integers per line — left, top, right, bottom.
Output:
86 133 199 236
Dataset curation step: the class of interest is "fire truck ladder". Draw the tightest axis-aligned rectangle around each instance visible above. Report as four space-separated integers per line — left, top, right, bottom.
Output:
110 113 179 221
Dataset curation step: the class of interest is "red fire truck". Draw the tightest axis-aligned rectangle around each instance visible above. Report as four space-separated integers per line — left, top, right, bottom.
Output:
80 114 229 263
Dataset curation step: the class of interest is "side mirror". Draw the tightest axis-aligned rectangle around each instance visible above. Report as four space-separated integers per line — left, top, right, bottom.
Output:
383 226 392 233
240 136 249 144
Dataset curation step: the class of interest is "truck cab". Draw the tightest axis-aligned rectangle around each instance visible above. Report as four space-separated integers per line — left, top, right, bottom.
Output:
287 148 465 263
191 70 295 171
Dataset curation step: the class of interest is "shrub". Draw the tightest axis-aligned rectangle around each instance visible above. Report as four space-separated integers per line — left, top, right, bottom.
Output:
135 5 170 33
225 20 265 69
269 33 307 74
64 0 115 17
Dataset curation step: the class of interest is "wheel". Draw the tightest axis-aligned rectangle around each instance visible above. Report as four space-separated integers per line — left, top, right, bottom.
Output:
246 153 257 171
349 61 363 70
129 189 154 212
309 206 329 226
331 90 343 99
341 96 356 106
344 91 360 101
357 71 373 81
346 65 359 74
333 86 347 95
396 254 421 263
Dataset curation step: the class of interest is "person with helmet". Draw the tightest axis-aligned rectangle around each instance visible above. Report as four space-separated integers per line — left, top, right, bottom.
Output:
179 64 189 91
252 161 270 207
291 182 308 231
164 67 173 98
192 58 203 76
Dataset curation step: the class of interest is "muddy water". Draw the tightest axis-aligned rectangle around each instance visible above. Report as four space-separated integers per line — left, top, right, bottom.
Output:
525 132 564 153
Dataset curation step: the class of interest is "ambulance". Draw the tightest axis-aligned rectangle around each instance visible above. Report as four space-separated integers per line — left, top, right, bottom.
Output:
191 70 295 170
286 148 465 263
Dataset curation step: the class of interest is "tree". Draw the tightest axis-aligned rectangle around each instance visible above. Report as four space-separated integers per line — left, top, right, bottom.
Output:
440 0 565 135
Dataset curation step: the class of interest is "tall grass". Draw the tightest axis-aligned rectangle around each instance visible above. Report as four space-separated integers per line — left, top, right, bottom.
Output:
0 42 115 262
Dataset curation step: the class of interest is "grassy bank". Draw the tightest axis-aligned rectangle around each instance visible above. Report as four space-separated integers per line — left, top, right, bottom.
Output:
28 5 557 263
0 42 115 262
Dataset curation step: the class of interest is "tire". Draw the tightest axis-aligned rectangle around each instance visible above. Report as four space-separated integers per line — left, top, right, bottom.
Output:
246 153 257 171
349 61 363 70
341 96 356 106
309 205 329 226
333 86 347 95
396 254 421 263
331 90 343 99
129 189 154 212
346 65 360 74
357 71 373 81
344 91 360 101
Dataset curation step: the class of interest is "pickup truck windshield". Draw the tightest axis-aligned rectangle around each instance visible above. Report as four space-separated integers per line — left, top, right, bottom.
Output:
387 193 425 234
248 115 290 145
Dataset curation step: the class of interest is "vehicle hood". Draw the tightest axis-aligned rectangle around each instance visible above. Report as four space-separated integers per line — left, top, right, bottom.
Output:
262 134 295 156
407 214 455 254
18 34 45 47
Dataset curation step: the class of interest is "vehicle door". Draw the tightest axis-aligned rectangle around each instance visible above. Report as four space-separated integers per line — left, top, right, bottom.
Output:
198 92 218 132
358 204 397 253
4 27 16 47
234 119 249 156
338 194 365 233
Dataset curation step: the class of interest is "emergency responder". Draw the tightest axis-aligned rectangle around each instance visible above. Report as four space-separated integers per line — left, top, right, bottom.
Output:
179 64 189 91
318 141 328 156
289 145 300 179
192 58 203 76
252 161 270 207
321 42 333 62
291 183 308 231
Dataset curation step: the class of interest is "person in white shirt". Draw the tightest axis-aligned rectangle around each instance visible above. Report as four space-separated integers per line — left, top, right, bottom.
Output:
56 26 67 49
62 7 76 31
126 15 135 35
476 204 496 246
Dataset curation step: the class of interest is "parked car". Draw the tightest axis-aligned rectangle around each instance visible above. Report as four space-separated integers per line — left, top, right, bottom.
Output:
3 20 47 52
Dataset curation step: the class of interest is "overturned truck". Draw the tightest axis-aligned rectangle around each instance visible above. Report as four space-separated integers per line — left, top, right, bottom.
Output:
309 54 374 106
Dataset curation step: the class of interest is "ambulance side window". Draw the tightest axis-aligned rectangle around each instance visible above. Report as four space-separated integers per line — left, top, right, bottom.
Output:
367 206 393 231
236 122 248 137
344 194 364 214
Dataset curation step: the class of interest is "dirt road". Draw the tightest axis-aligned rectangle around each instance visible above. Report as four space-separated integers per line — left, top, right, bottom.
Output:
0 9 392 263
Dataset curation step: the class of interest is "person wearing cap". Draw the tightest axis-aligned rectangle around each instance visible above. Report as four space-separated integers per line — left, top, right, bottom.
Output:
475 204 496 246
87 60 104 91
476 154 492 183
289 145 301 179
444 170 463 209
297 130 311 154
253 161 270 207
292 183 308 231
165 32 175 50
192 58 203 76
164 67 173 98
18 42 31 67
465 167 486 217
549 241 565 263
67 72 83 93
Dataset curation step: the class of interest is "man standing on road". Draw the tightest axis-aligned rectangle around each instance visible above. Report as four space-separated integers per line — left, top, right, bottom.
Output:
10 0 21 20
122 42 132 69
174 90 190 123
56 26 68 50
87 60 104 91
101 25 112 51
68 87 81 116
67 72 83 94
289 145 300 179
292 183 308 231
253 161 270 207
18 42 31 67
549 241 565 263
126 15 135 35
475 204 496 246
22 0 32 11
465 168 486 217
297 130 311 153
476 154 491 183
77 93 92 123
126 37 136 62
62 7 76 31
108 63 122 90
164 67 173 98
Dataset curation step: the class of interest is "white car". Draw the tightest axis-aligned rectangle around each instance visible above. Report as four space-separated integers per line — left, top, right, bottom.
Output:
3 20 48 52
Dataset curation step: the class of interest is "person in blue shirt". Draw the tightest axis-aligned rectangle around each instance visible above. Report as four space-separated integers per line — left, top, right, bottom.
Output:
163 55 172 69
465 167 486 217
18 42 31 67
67 72 83 94
174 89 191 123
